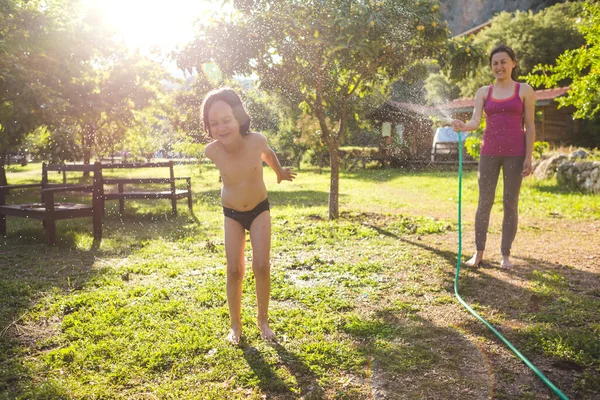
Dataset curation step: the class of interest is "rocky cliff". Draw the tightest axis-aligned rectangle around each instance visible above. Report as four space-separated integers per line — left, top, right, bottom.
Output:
440 0 566 35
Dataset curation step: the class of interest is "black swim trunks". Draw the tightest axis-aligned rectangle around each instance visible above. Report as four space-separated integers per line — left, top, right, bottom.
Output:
222 198 270 231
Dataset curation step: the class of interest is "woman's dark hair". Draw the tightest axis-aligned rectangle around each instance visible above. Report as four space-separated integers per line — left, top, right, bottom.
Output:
201 87 251 137
489 44 519 81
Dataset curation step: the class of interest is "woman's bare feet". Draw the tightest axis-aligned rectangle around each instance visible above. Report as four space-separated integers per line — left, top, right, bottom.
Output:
227 325 242 345
501 255 515 269
465 251 484 267
259 320 275 341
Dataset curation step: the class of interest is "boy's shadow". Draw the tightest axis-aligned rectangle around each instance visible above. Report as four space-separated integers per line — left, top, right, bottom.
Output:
240 340 325 398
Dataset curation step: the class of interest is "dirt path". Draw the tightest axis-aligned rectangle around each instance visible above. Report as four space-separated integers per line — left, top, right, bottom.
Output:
371 216 599 399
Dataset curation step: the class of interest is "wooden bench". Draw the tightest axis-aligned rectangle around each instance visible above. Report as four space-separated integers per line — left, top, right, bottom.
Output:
0 163 103 245
100 161 192 216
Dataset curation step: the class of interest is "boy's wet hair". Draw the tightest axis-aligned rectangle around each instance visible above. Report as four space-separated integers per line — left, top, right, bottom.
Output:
201 87 251 137
489 44 519 81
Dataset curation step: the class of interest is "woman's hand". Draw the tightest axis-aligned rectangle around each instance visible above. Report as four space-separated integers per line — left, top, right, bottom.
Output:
522 157 533 177
277 167 297 183
451 119 467 132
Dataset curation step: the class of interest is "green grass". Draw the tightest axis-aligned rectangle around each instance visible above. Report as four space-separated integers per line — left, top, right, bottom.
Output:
0 162 598 398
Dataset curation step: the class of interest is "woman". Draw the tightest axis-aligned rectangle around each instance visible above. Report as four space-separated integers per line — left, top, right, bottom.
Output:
452 44 535 269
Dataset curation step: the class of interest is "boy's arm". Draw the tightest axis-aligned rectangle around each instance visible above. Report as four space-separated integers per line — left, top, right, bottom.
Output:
204 141 216 162
259 134 296 183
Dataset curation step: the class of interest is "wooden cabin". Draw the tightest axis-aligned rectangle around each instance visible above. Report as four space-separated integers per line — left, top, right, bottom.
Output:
369 101 439 164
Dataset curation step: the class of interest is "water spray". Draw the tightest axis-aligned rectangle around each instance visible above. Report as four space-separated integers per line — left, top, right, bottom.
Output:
454 132 569 400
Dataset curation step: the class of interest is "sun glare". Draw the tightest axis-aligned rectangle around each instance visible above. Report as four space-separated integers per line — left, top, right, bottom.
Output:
81 0 222 52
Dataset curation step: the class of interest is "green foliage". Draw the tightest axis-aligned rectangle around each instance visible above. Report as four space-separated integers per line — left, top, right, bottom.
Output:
0 0 85 159
424 67 461 105
439 35 486 82
527 1 600 119
463 114 485 161
238 85 310 168
177 0 448 218
463 134 550 163
533 141 550 159
464 135 483 161
26 126 82 163
0 0 170 184
172 141 205 160
170 76 214 142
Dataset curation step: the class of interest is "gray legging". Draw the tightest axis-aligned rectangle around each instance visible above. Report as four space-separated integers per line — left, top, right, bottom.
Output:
475 155 525 256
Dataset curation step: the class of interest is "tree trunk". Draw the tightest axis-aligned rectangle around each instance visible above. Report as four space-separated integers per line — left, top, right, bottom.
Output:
328 144 340 220
0 152 7 186
83 148 92 178
82 125 95 178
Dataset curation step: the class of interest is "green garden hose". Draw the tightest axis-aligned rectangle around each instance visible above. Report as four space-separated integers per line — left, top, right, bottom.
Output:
454 133 569 400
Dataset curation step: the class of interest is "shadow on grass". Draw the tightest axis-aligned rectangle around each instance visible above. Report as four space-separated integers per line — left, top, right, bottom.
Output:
528 179 594 195
197 188 333 209
343 306 493 399
240 342 292 396
240 341 325 398
393 234 600 398
342 167 477 183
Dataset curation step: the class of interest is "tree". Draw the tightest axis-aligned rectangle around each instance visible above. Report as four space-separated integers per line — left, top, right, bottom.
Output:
62 52 165 170
527 1 600 119
177 0 446 219
0 0 79 184
26 126 82 163
424 66 460 105
169 75 214 143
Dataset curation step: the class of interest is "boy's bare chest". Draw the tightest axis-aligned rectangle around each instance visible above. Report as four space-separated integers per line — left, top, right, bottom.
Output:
216 149 263 180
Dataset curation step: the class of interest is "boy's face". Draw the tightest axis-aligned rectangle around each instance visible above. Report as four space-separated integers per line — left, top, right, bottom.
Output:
207 100 241 143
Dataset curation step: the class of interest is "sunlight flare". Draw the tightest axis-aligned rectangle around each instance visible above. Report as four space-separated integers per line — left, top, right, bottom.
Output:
81 0 220 51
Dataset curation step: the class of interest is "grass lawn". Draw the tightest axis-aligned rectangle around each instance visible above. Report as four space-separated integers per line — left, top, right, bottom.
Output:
1 161 599 399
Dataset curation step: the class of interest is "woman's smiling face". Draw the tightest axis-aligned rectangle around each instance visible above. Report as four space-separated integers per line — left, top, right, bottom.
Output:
490 51 516 80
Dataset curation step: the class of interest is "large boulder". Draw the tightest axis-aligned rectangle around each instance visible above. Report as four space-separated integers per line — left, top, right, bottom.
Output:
557 161 600 194
533 154 567 180
569 148 589 160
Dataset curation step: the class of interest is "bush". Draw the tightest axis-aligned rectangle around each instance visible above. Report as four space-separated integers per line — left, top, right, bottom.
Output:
533 141 550 159
463 131 548 162
464 135 482 161
302 148 330 170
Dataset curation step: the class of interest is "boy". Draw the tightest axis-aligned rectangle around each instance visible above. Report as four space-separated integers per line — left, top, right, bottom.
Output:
201 88 296 344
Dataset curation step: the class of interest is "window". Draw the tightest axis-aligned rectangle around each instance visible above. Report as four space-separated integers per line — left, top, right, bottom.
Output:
382 122 392 137
396 123 404 143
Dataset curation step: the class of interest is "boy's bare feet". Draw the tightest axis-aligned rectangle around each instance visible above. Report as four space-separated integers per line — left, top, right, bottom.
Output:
259 321 275 341
501 255 515 269
227 326 242 345
465 251 484 267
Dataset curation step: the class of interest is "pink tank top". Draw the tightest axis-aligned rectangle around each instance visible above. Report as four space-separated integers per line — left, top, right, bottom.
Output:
481 82 525 156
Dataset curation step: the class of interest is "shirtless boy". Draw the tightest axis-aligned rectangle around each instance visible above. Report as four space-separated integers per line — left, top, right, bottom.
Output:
201 88 296 344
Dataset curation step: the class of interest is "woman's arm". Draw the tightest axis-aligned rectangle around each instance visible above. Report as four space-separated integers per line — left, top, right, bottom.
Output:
451 86 487 132
521 84 536 176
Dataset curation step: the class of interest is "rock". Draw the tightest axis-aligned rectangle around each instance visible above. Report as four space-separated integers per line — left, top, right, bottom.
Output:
533 154 567 180
440 0 554 35
557 161 600 194
569 148 589 160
